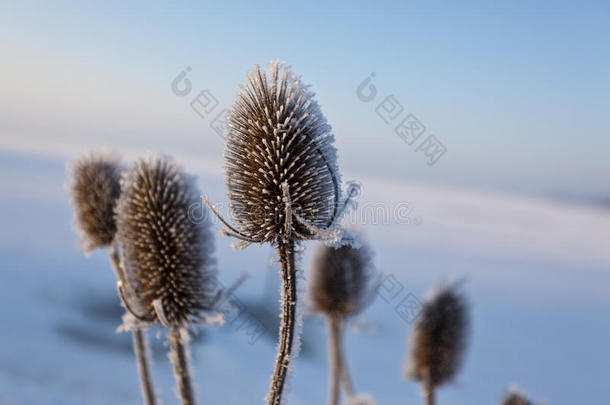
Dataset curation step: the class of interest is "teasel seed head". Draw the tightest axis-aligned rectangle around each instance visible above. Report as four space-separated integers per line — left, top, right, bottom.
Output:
406 282 469 389
116 155 217 328
307 240 374 318
68 150 122 253
224 61 341 245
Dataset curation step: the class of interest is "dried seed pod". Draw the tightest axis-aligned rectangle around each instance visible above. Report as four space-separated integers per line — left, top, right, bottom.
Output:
224 61 340 245
116 155 216 327
69 151 122 253
407 283 469 390
308 242 374 317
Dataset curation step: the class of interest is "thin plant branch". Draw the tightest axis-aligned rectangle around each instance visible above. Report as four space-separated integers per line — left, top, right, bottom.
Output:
132 329 157 405
339 318 355 399
169 325 196 405
109 244 157 405
328 314 341 405
424 370 435 405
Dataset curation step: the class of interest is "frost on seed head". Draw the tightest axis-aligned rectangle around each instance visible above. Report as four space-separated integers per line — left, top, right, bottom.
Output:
68 150 122 253
224 61 343 246
406 282 469 389
116 154 217 328
307 239 375 318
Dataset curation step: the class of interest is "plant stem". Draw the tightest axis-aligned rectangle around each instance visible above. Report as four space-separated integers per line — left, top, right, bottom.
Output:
267 240 297 405
424 377 435 405
328 314 341 405
169 325 196 405
109 245 157 405
338 318 355 399
426 389 435 405
133 329 157 405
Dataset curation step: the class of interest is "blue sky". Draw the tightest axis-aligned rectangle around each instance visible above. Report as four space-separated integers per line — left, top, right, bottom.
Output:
1 0 609 196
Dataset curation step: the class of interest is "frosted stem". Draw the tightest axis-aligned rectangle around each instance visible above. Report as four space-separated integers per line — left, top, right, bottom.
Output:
328 314 341 405
170 326 196 405
424 375 435 405
133 329 157 405
267 240 297 405
338 318 355 399
109 246 157 405
425 388 435 405
109 244 129 294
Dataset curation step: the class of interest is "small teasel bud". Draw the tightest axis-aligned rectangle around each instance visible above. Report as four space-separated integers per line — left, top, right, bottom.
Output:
68 150 121 253
502 387 536 405
406 282 469 405
308 240 375 405
224 61 341 245
116 154 217 328
308 241 374 318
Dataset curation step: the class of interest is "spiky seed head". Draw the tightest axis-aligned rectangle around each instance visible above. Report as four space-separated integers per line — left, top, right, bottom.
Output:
502 387 534 405
307 241 374 317
225 61 340 245
407 283 469 389
68 151 122 253
116 155 217 327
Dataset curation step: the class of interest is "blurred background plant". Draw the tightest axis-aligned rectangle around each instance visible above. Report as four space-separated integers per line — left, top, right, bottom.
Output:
68 151 157 405
307 240 377 405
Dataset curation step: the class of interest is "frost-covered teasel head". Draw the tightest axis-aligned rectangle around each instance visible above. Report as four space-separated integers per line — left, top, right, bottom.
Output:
69 151 122 253
116 155 217 327
224 61 341 245
307 241 374 317
407 282 469 389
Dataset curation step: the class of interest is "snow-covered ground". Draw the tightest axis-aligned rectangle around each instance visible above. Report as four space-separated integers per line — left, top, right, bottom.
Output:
1 150 609 405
